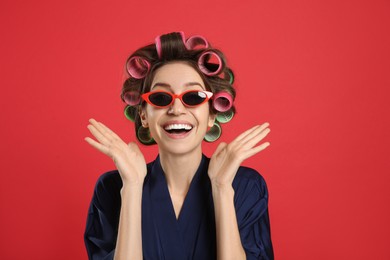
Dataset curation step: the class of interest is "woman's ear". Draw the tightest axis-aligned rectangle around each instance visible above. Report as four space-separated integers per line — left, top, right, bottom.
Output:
139 108 149 128
208 113 216 128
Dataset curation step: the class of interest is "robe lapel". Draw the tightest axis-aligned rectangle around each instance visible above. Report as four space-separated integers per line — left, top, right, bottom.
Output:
149 156 187 259
149 155 212 259
177 155 212 257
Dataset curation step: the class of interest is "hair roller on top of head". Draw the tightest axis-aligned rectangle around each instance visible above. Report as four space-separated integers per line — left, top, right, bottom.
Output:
198 51 223 76
126 56 151 79
155 31 186 59
185 35 209 50
155 36 162 59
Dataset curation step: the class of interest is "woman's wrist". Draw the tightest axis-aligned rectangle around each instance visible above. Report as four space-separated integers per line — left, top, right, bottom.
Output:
120 183 143 197
211 182 235 198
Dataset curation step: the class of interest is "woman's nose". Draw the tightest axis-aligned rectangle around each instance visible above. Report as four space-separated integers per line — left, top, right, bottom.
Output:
167 98 186 115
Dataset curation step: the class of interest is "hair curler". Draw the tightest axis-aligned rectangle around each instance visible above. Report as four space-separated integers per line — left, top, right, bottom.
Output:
225 69 234 84
123 91 141 106
204 122 222 142
137 126 155 145
126 56 151 79
212 91 233 112
216 110 234 124
155 31 186 59
124 106 136 122
198 51 223 76
185 35 209 50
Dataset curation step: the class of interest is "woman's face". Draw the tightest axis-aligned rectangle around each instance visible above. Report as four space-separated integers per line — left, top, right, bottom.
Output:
140 61 215 155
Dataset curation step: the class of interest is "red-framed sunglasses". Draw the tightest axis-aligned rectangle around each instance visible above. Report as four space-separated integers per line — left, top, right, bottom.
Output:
141 90 213 108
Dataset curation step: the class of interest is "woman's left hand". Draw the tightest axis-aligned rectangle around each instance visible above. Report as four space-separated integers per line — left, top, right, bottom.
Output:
208 122 271 189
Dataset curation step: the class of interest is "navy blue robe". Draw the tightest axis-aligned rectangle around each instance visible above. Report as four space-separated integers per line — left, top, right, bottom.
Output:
84 155 273 259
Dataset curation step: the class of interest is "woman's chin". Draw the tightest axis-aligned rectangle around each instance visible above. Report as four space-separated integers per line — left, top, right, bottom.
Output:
157 139 203 156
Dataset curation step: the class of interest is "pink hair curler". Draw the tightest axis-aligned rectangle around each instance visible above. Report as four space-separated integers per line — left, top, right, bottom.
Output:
213 91 233 112
126 56 151 79
123 91 141 106
198 51 223 76
155 35 162 59
185 35 209 50
178 31 186 44
155 31 186 59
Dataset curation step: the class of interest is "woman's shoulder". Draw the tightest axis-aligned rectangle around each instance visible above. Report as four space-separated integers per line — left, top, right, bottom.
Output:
234 166 267 185
90 170 123 211
95 170 122 192
233 166 269 199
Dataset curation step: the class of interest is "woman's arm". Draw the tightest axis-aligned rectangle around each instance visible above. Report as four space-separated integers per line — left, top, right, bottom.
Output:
208 123 271 259
212 183 246 259
86 119 147 260
115 184 143 260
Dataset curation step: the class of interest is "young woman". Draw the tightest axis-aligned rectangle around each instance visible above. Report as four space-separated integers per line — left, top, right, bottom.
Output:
84 32 274 259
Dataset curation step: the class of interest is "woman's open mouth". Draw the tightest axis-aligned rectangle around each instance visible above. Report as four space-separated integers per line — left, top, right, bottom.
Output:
163 123 193 137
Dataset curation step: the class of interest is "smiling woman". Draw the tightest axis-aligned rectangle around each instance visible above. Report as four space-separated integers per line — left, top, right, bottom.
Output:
140 62 215 155
84 32 274 260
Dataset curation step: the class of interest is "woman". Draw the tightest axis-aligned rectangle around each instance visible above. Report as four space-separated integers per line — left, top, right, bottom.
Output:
84 32 274 259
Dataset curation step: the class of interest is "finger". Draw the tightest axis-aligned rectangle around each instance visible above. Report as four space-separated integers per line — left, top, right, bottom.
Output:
93 120 124 144
98 121 114 133
88 119 115 139
258 122 270 132
213 142 228 157
234 125 261 143
85 137 111 156
89 118 105 133
240 123 270 143
87 124 111 145
98 122 122 141
235 122 270 143
241 141 270 160
240 127 271 150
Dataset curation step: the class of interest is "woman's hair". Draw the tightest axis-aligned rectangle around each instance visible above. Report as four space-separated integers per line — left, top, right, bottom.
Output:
121 32 236 145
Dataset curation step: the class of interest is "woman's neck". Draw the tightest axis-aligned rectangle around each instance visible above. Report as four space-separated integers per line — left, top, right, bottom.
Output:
158 148 203 195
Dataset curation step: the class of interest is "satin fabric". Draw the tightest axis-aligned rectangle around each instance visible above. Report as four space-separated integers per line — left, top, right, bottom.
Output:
84 155 274 259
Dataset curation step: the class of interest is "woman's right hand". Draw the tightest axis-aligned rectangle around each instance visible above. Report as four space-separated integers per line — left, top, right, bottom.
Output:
85 118 147 186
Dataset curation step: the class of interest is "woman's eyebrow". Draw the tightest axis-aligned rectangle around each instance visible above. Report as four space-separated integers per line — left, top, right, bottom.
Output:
184 82 204 89
152 82 204 89
152 82 171 88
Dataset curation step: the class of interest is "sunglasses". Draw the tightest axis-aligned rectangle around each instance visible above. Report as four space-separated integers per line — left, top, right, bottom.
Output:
142 90 213 108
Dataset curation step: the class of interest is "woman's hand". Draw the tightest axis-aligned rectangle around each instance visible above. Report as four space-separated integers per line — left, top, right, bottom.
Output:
208 122 271 189
85 118 147 186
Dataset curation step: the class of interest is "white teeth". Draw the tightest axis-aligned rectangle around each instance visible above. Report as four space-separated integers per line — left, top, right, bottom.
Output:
164 124 193 130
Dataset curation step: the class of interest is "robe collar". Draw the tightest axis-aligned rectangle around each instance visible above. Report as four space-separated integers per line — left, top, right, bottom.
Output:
148 154 212 258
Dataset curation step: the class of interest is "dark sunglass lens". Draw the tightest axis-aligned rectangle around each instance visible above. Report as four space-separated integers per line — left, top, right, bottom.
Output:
149 92 172 106
183 91 207 106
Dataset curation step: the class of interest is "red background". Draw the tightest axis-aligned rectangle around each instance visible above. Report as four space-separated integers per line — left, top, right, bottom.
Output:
1 0 389 259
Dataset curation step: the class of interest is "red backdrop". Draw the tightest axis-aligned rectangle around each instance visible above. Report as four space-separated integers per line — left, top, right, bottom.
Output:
1 0 389 259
